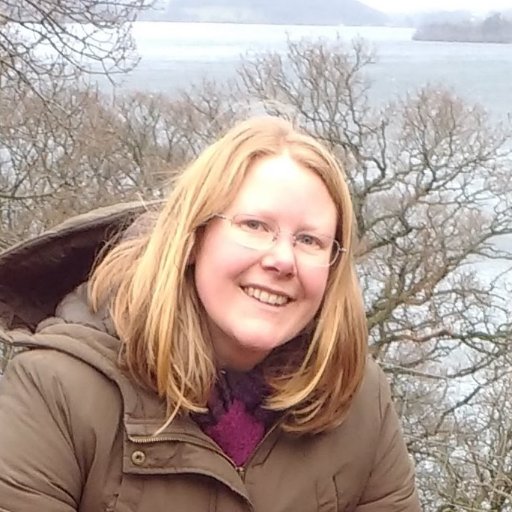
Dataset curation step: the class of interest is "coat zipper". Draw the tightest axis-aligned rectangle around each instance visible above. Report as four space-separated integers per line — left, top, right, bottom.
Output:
127 432 255 510
128 431 230 458
127 415 283 481
236 416 284 480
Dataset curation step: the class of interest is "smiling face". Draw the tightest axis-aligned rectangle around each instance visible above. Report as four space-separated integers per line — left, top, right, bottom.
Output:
193 153 338 370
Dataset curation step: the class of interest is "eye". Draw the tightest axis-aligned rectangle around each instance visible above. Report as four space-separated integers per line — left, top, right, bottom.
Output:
296 233 324 250
237 217 270 233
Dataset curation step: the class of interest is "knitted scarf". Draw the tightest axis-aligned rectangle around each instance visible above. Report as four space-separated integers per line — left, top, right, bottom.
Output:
192 367 280 466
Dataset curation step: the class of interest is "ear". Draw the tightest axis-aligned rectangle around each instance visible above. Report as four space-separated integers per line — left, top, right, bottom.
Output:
188 246 197 265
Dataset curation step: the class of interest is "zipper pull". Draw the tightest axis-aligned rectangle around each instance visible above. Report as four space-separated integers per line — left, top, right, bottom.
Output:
236 466 246 481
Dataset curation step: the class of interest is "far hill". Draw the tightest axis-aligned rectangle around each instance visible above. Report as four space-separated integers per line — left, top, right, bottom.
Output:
141 0 388 26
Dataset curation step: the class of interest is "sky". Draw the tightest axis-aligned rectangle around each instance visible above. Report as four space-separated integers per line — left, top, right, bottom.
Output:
359 0 512 14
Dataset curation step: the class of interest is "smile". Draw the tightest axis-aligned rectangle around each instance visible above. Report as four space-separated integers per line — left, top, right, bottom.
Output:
242 286 290 307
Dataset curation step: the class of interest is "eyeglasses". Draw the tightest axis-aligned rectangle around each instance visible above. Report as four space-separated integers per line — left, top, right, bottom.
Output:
214 214 344 267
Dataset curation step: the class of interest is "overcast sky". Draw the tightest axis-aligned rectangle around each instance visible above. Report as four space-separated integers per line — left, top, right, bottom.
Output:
360 0 512 14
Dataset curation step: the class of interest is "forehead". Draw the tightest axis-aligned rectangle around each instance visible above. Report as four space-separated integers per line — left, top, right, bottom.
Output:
228 154 337 229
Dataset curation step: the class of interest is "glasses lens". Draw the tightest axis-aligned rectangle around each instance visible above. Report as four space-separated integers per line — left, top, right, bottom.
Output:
297 238 341 267
223 214 343 267
230 215 275 251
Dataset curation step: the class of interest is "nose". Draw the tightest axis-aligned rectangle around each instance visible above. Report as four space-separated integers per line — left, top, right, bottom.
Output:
260 234 297 276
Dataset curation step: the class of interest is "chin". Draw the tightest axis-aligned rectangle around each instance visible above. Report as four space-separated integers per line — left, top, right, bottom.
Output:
222 334 285 370
238 333 287 353
227 358 262 372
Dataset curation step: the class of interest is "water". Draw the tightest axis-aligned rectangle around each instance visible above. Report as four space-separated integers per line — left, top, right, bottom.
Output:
97 22 512 273
105 22 512 119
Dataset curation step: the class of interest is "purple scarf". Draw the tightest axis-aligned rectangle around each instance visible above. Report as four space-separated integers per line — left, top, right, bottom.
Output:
193 368 280 466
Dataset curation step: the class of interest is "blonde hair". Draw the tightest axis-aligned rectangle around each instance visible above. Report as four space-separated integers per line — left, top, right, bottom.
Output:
89 116 367 434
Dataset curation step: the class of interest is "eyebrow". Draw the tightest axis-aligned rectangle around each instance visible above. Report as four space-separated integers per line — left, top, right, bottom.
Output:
234 210 334 235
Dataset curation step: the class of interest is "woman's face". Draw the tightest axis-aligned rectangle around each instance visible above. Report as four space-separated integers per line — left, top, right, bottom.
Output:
193 153 338 370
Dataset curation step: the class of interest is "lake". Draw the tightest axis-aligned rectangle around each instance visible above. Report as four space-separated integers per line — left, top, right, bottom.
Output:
106 22 512 120
99 22 510 281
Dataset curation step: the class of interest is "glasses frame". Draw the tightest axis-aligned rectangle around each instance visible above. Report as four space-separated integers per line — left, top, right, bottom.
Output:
213 213 345 267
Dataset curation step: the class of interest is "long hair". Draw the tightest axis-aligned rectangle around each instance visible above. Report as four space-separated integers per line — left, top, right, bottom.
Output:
89 116 367 434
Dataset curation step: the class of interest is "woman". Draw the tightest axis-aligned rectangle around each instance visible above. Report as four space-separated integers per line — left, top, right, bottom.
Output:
0 116 420 511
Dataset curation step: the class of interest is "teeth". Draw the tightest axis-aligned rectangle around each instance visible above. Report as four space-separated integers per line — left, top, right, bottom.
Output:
243 286 289 306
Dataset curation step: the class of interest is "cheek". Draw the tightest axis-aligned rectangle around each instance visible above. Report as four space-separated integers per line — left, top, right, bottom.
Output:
194 229 230 274
302 269 330 306
194 231 253 289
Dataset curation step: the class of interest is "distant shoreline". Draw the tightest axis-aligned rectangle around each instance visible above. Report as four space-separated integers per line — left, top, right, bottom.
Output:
412 14 512 45
130 20 415 32
135 19 390 28
413 37 512 44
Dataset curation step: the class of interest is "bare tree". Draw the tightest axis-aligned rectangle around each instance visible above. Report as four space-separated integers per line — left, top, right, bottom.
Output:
235 38 512 509
0 82 236 245
0 0 151 245
0 0 151 91
1 34 511 509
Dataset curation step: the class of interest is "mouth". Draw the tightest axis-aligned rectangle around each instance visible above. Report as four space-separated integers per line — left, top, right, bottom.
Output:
241 286 292 307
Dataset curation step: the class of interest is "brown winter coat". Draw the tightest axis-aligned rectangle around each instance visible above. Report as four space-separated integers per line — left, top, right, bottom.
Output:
0 204 421 512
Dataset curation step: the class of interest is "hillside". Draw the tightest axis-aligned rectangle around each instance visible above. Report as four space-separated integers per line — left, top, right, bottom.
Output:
141 0 387 26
